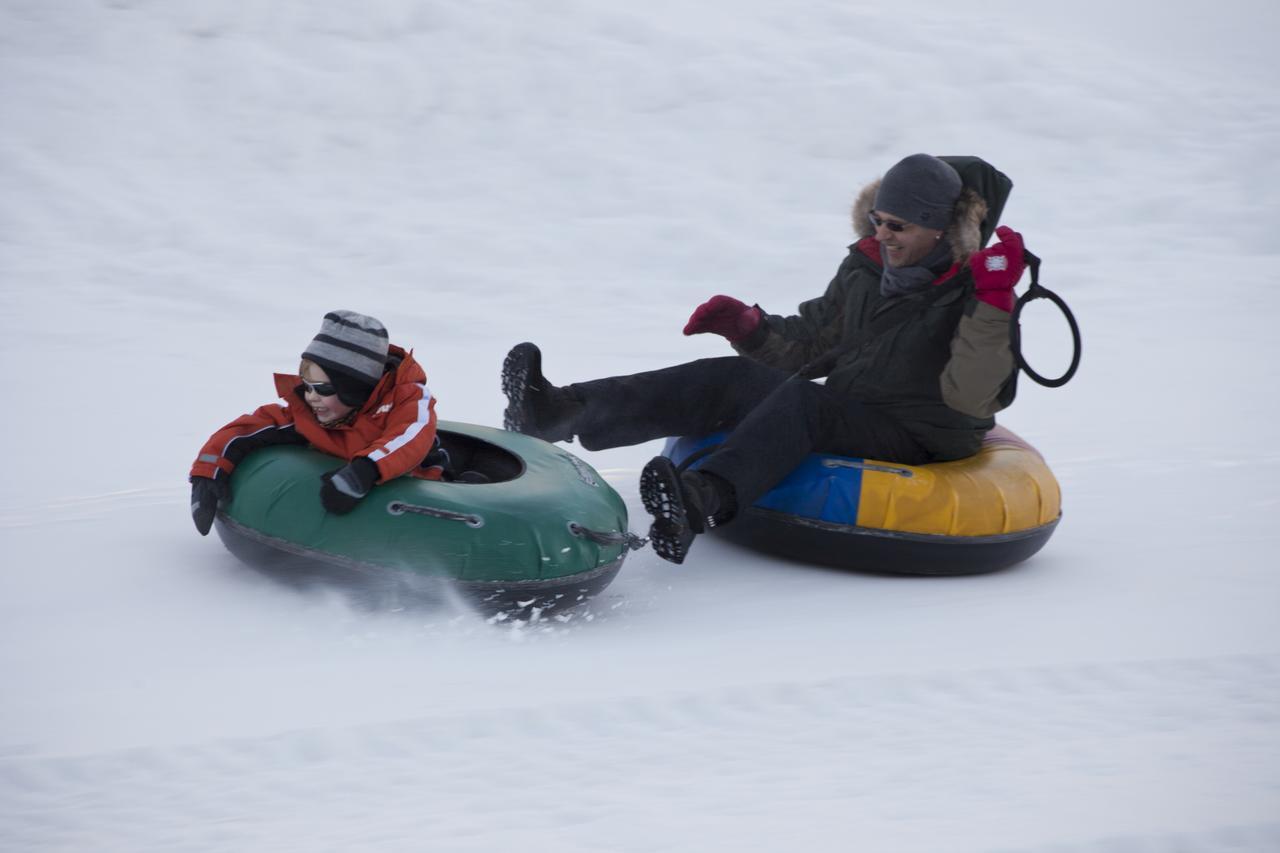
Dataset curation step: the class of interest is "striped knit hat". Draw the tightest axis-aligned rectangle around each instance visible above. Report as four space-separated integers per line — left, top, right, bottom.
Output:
301 310 390 388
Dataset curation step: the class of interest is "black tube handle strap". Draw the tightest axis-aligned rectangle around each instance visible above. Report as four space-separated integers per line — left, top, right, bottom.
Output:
1010 249 1081 388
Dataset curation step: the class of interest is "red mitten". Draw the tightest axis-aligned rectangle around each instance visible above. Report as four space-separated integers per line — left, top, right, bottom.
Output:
969 225 1027 313
683 295 762 343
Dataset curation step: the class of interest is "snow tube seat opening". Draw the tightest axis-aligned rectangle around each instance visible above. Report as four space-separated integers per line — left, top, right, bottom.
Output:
214 421 631 611
436 428 523 483
663 425 1061 576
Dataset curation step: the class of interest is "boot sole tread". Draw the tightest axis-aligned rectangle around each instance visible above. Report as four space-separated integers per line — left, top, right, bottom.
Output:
640 459 692 564
501 344 537 433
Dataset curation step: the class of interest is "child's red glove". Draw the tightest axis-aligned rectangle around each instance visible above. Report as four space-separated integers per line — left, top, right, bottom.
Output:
683 295 763 343
969 226 1026 313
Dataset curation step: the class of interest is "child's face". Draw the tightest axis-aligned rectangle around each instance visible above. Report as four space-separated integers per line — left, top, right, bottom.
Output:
299 363 355 426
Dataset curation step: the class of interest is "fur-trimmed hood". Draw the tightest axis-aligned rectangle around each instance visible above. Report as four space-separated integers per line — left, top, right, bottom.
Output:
852 179 988 265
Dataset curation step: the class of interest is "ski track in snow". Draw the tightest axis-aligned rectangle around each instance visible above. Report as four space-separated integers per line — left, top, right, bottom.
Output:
2 654 1278 852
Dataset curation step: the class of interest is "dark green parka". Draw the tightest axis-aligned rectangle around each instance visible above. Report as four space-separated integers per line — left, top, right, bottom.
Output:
734 159 1017 462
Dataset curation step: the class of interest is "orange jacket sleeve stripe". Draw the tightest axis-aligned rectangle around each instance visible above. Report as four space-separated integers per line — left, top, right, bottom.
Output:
362 385 438 482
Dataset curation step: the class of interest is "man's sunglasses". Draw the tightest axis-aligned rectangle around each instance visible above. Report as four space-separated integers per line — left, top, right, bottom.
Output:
300 380 337 397
868 212 909 233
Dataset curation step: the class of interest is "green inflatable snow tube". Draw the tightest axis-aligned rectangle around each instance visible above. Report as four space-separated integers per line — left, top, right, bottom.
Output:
214 421 632 610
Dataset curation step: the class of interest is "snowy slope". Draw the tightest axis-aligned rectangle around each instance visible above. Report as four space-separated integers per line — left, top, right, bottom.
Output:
2 1 1279 850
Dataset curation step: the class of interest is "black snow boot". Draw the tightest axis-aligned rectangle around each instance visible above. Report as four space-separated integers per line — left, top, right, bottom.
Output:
501 342 583 443
639 457 735 565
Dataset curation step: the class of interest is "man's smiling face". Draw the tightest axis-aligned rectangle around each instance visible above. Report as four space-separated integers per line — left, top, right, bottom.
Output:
870 210 944 268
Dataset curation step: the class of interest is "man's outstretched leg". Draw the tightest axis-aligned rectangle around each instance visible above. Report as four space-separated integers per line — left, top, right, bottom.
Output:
501 342 791 449
499 343 923 565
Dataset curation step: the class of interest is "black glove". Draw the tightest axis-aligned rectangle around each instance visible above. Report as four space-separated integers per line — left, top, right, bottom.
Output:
320 457 379 515
191 475 231 536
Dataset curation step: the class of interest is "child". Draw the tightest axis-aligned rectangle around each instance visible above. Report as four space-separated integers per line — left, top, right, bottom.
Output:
189 310 439 536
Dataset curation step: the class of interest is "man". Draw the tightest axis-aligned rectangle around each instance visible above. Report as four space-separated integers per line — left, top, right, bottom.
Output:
502 154 1027 564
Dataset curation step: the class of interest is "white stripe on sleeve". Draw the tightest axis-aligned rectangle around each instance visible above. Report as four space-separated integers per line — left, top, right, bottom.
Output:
367 386 433 463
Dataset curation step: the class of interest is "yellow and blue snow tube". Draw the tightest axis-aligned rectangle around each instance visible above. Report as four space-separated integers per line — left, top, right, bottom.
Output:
663 425 1060 575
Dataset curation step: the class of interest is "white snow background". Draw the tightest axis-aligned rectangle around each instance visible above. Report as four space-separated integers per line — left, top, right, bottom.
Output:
2 1 1279 850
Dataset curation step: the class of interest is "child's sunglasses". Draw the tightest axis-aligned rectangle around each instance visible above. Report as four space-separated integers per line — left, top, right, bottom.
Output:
300 380 338 397
868 212 908 233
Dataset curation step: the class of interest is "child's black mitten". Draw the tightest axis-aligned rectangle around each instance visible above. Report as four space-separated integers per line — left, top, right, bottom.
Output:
319 457 379 515
190 475 231 536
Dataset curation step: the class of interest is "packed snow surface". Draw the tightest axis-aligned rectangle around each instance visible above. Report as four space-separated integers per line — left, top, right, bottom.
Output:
2 1 1278 850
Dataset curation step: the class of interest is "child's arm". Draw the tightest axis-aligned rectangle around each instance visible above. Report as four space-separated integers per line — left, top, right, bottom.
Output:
356 383 439 483
189 404 307 482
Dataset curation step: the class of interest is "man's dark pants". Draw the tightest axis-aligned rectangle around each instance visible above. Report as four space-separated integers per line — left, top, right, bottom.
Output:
567 356 929 513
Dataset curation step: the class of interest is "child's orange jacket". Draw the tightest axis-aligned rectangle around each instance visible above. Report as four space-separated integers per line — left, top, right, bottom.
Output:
190 345 439 484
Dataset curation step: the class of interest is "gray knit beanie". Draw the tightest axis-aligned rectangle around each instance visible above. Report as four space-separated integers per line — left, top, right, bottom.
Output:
301 310 390 385
873 154 963 229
